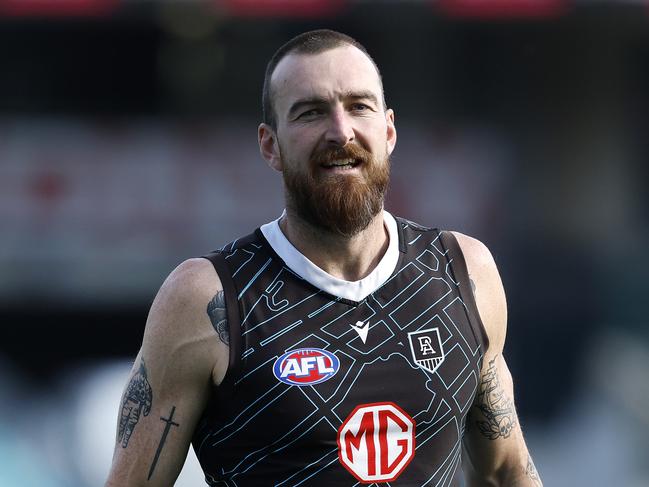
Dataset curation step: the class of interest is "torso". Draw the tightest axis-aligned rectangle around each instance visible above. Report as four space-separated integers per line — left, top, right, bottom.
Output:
193 213 488 486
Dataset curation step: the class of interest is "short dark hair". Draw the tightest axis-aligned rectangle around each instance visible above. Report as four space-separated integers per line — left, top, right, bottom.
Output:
262 29 385 129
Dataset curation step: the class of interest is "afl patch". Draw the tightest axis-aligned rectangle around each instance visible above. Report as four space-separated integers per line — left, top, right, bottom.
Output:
273 348 340 386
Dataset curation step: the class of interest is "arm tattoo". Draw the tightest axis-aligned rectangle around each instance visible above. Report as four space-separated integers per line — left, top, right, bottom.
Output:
207 291 229 346
472 356 517 440
525 454 542 486
147 406 180 480
118 359 153 448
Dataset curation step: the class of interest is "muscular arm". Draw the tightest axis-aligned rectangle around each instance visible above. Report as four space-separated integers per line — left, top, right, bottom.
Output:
105 258 229 487
452 233 543 487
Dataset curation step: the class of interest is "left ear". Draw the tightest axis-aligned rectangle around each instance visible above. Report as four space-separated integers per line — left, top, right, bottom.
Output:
385 109 397 155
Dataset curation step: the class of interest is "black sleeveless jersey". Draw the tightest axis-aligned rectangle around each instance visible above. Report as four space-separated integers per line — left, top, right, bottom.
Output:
192 215 488 486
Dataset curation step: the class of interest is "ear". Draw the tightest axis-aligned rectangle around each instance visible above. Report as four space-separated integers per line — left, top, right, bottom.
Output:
385 109 397 156
258 123 282 172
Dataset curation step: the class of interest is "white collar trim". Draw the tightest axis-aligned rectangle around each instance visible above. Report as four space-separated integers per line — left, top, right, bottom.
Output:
259 210 400 302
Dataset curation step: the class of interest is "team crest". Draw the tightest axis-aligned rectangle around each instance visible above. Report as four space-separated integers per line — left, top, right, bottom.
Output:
407 328 444 373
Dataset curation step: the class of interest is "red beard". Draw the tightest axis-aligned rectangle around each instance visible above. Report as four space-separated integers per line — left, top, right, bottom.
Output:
282 144 390 237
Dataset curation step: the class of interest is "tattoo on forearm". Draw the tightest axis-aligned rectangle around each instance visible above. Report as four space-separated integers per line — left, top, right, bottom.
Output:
147 406 180 480
525 454 542 486
207 291 229 346
472 356 517 440
118 359 153 448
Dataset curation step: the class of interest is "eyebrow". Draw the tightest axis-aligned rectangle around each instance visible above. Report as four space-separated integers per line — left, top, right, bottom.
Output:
287 91 380 119
345 90 380 107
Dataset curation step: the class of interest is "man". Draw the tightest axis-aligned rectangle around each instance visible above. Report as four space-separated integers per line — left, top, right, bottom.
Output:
105 29 542 486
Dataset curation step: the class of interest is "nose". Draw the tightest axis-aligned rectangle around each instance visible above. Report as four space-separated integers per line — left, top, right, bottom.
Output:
324 107 354 147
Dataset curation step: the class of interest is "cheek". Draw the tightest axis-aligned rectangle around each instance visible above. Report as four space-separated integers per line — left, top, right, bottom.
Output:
285 132 319 157
365 125 389 154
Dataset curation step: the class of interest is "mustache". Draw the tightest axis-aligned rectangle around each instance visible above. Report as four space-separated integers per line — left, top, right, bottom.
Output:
310 144 372 166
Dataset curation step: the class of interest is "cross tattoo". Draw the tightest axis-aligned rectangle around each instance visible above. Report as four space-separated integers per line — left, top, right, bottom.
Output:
147 406 180 480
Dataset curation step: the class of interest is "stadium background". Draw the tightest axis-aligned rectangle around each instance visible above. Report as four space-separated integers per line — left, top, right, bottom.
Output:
1 0 648 485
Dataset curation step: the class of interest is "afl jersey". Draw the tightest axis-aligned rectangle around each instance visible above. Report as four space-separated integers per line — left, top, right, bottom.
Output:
192 212 488 486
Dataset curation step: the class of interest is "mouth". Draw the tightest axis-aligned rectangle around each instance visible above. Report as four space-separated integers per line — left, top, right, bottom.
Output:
320 158 361 170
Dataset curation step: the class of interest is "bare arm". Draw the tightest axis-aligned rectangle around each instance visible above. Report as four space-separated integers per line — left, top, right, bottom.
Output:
105 258 229 487
453 232 543 487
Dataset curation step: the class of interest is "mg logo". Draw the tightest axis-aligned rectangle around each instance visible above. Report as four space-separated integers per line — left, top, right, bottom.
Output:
337 402 415 483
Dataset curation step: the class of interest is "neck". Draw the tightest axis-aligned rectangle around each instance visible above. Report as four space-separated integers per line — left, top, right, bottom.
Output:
279 208 389 282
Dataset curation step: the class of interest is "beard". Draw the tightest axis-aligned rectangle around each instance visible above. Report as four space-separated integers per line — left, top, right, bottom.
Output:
281 143 390 238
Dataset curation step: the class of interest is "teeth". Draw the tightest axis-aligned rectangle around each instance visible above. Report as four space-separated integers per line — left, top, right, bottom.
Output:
324 159 355 167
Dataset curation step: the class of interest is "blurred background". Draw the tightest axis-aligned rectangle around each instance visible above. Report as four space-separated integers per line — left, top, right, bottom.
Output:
1 0 648 485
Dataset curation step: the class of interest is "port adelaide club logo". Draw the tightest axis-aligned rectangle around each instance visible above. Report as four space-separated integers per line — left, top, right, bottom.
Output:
273 348 340 386
407 327 445 374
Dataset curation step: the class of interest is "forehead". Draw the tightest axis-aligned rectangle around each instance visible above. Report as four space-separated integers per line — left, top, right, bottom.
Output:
271 45 383 113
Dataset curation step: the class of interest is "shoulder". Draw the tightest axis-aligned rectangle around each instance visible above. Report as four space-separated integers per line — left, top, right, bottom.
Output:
449 231 496 271
143 257 223 353
140 257 229 384
156 258 222 307
449 231 507 354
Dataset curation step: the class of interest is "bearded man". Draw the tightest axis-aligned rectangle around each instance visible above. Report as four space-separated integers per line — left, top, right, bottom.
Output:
106 29 542 487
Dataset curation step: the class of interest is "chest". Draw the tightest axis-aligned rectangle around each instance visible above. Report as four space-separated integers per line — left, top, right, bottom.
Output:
234 260 482 424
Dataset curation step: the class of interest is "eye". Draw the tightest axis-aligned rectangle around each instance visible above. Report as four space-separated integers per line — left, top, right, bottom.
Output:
351 103 372 113
298 108 323 119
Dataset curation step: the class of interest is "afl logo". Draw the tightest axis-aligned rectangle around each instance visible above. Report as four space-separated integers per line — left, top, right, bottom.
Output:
273 348 340 386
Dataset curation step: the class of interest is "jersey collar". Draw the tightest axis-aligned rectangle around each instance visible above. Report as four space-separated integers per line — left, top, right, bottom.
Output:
259 210 400 302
